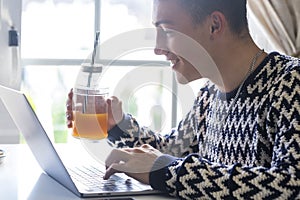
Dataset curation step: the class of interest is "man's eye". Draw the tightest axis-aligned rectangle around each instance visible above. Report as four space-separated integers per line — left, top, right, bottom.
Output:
164 30 175 37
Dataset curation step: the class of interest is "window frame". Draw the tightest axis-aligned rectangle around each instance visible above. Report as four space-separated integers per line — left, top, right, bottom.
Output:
21 0 178 129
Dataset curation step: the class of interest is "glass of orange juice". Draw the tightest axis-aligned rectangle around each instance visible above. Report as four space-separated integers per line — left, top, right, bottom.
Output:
72 87 108 140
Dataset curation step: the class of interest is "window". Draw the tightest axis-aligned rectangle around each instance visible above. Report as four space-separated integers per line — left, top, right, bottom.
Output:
22 0 94 59
21 0 199 143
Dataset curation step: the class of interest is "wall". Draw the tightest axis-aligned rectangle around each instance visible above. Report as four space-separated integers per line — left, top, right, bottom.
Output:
0 0 22 143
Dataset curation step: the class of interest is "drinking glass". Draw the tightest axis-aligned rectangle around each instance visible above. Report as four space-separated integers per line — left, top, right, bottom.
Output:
72 87 108 140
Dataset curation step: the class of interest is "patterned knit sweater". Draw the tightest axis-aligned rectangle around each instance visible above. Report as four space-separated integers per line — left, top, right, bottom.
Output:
108 52 300 199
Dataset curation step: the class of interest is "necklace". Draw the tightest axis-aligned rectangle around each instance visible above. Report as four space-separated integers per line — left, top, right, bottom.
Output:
213 49 264 127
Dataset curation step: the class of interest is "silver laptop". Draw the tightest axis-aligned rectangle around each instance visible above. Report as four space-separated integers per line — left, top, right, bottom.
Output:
0 85 161 198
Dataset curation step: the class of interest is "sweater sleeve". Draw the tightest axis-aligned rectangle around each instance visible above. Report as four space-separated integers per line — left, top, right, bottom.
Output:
107 82 211 157
149 65 300 199
151 131 300 199
107 107 199 157
154 140 300 199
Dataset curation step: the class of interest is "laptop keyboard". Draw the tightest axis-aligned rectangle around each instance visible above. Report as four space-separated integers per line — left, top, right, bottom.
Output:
68 165 138 192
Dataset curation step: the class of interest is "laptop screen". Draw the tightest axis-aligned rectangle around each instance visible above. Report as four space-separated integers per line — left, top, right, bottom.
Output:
0 85 80 196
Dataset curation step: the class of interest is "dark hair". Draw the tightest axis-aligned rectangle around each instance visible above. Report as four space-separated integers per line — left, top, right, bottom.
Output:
177 0 248 35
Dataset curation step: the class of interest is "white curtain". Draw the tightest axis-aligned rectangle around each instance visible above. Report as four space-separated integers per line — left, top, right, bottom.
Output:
248 0 300 57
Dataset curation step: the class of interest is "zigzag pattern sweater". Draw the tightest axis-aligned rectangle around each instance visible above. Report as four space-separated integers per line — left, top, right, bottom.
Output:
108 52 300 199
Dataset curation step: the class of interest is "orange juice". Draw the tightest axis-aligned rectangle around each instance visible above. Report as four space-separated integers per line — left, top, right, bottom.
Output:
72 112 108 140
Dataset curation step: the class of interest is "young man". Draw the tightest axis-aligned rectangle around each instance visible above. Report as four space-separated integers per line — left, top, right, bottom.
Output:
67 0 300 199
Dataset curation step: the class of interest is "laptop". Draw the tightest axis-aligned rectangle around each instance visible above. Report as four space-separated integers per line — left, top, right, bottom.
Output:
0 85 162 198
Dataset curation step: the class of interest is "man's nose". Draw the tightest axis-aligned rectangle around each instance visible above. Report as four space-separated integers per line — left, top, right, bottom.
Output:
154 29 168 55
154 47 168 55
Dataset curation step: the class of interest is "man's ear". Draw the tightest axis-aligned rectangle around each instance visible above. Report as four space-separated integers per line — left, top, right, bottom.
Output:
209 11 225 37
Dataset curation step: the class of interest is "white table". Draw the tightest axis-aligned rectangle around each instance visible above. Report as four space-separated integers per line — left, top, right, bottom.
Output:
0 144 174 200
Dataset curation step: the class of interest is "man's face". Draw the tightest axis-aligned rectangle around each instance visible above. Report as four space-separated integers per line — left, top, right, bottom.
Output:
152 0 211 84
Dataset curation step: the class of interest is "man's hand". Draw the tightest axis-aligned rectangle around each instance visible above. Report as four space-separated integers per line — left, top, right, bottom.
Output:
106 96 124 130
65 88 124 130
66 89 74 128
104 144 163 184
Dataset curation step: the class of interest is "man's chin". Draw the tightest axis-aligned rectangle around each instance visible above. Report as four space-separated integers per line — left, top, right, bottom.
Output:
175 72 203 85
175 72 190 85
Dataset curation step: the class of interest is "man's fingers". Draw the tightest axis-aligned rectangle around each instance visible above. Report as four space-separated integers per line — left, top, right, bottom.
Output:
106 96 124 130
123 147 148 154
67 120 73 128
103 162 126 180
104 146 162 185
66 88 74 128
68 88 73 98
107 96 120 106
105 149 131 168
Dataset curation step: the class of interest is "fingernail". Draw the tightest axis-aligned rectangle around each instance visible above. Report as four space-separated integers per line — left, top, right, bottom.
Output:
103 174 108 180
